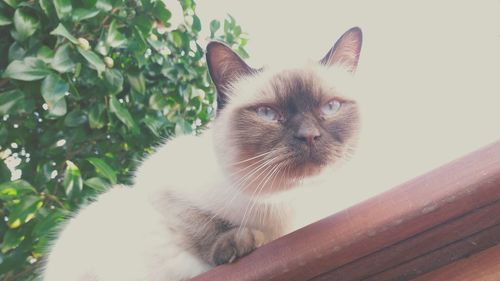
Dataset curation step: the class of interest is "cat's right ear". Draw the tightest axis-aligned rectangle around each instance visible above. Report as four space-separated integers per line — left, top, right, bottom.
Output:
206 42 256 111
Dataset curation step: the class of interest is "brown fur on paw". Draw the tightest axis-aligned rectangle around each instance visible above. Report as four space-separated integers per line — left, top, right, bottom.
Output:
211 227 266 265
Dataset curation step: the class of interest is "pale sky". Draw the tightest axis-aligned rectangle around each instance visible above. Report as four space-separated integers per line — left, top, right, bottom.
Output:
194 1 500 222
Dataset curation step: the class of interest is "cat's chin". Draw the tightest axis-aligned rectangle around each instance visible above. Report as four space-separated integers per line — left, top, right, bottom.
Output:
289 160 328 180
232 159 333 196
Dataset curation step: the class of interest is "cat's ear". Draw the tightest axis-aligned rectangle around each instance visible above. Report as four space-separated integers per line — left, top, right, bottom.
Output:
206 42 256 111
320 27 363 73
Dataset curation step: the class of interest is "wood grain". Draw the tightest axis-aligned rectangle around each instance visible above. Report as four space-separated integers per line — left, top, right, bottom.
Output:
364 222 500 281
413 244 500 281
190 140 500 281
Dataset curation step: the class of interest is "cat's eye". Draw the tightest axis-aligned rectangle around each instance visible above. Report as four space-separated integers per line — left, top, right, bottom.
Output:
256 106 280 121
321 99 342 116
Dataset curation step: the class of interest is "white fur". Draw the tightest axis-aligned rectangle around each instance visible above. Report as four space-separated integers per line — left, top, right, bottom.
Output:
42 131 292 281
42 187 210 281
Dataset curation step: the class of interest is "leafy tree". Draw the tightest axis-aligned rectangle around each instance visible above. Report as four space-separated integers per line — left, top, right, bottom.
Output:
0 0 248 280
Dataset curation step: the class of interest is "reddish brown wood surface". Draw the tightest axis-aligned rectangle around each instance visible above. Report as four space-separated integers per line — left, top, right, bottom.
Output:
413 244 500 281
363 222 500 281
190 140 500 281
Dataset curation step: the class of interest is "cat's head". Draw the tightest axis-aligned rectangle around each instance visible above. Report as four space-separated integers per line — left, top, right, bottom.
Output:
207 27 362 195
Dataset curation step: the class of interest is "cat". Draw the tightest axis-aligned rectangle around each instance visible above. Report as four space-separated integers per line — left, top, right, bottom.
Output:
41 27 363 281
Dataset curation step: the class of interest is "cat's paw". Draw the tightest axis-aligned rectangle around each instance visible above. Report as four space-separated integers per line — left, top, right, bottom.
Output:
211 228 266 265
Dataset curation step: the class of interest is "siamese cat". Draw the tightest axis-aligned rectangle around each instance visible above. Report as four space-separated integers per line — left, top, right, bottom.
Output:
42 27 363 281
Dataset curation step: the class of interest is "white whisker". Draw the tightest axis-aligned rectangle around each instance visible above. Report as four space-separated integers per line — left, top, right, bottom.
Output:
237 162 279 234
228 150 276 166
238 161 283 234
195 155 282 235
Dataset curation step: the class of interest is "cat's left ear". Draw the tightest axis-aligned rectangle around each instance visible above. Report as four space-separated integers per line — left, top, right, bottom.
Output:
206 42 256 111
320 27 363 73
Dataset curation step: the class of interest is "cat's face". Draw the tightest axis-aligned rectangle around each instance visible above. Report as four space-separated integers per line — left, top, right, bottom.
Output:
207 27 363 195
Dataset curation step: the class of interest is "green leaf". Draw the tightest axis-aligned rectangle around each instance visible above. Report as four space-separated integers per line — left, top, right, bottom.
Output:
147 35 163 53
7 195 43 228
77 47 105 76
41 74 69 103
37 46 55 63
209 20 220 38
8 41 25 61
34 162 53 185
126 70 146 95
64 110 87 127
129 27 147 66
0 180 36 200
0 160 11 182
51 44 76 73
175 119 193 135
3 57 51 81
104 69 123 94
86 158 117 184
84 177 111 192
171 30 184 48
0 14 12 26
32 209 68 256
95 40 110 56
233 25 242 37
1 230 25 253
72 8 100 21
80 0 97 8
109 96 139 134
53 0 72 19
50 24 78 44
36 46 54 63
0 125 7 146
179 0 193 10
0 89 25 115
149 93 168 110
3 0 19 8
63 160 82 198
33 236 50 258
133 15 153 37
224 15 235 33
32 209 66 238
39 0 53 16
106 20 127 48
88 103 106 129
225 32 234 44
152 1 171 23
143 115 168 138
13 8 40 42
46 97 67 118
192 15 201 33
237 46 249 59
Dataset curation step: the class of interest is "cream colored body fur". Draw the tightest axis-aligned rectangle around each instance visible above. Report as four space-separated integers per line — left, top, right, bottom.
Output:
42 129 295 281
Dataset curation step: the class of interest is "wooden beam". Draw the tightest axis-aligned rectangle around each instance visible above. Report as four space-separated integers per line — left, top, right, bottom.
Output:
413 244 500 281
190 140 500 281
316 200 500 280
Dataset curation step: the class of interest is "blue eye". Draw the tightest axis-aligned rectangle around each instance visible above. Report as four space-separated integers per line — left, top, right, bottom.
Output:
256 106 280 121
321 99 341 116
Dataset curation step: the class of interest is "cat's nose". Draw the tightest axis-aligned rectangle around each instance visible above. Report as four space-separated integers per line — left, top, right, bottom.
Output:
294 124 321 145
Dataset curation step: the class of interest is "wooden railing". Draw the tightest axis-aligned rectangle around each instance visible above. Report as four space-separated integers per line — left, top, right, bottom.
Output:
191 140 500 281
